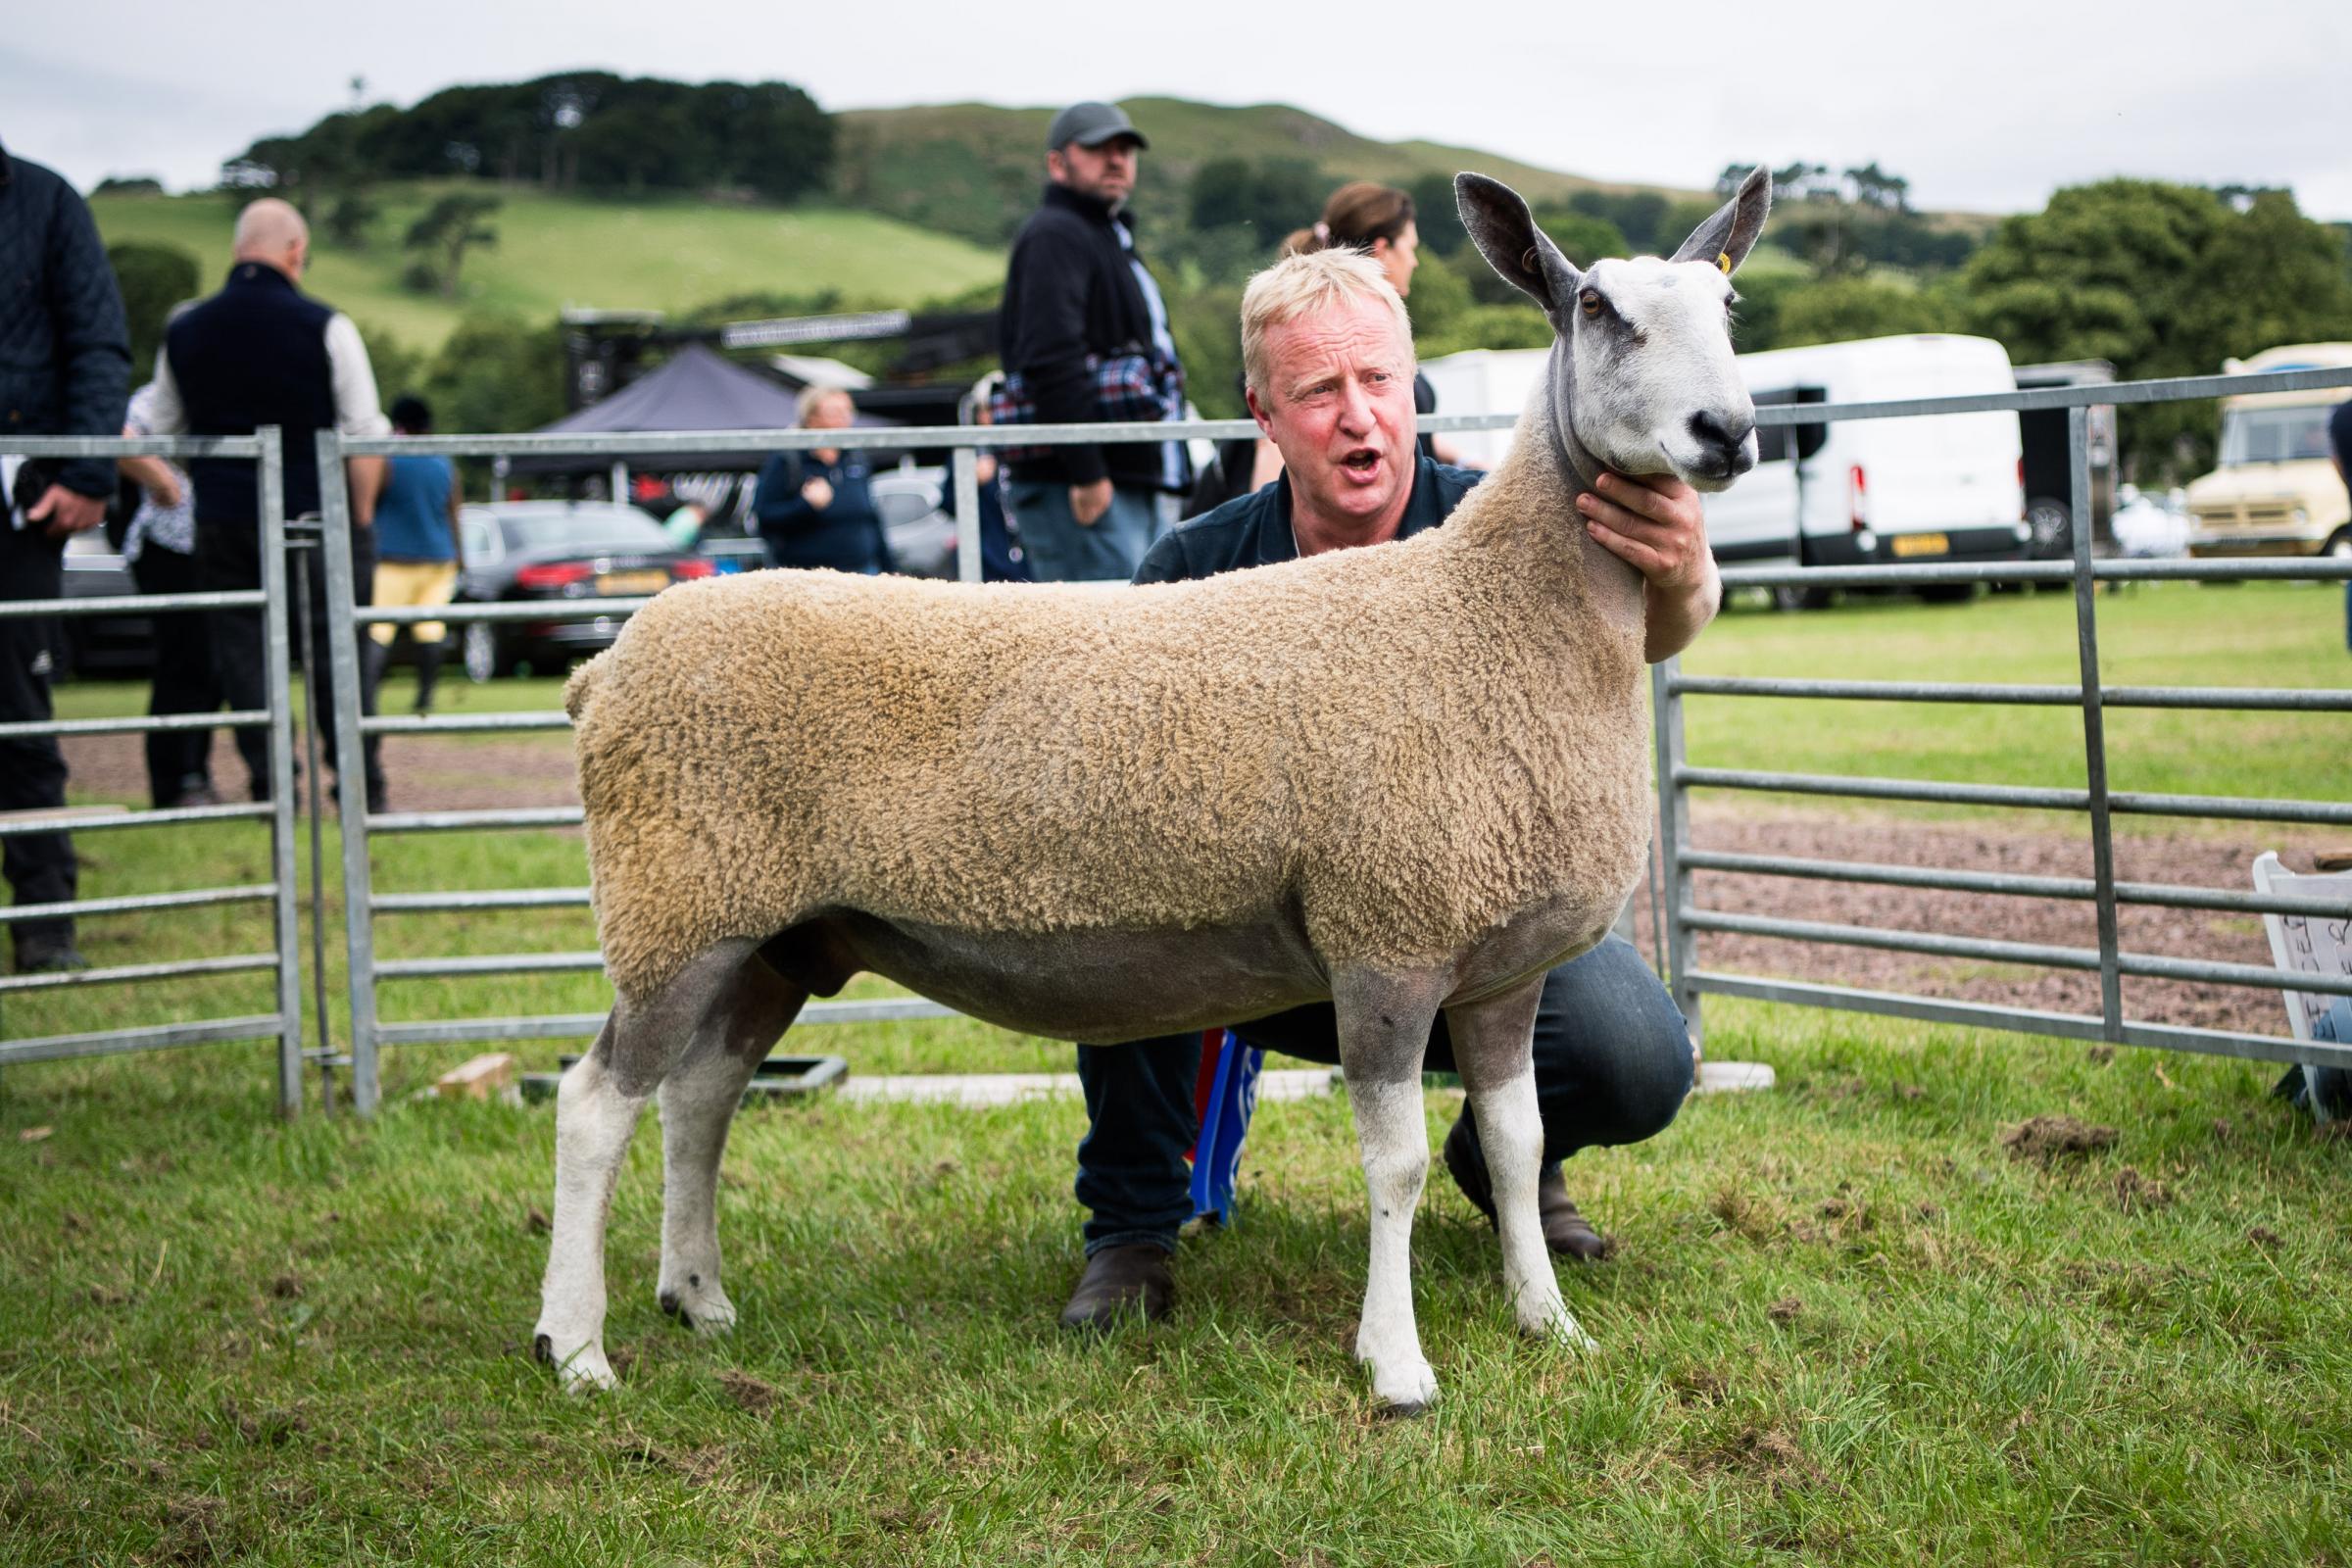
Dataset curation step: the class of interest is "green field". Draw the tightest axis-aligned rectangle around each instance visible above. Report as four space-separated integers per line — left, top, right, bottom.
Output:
3 584 2348 1563
1683 580 2352 820
90 185 1007 354
834 97 1701 248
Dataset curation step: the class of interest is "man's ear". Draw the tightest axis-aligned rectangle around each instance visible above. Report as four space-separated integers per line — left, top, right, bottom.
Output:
1455 172 1581 316
1669 167 1773 275
1245 384 1274 439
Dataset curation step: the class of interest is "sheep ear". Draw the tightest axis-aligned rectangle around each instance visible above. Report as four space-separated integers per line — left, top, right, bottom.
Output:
1669 166 1774 275
1455 172 1581 316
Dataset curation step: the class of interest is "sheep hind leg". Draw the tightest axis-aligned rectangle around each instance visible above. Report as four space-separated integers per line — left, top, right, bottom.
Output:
1333 966 1453 1416
533 940 758 1392
657 954 808 1337
1446 978 1593 1353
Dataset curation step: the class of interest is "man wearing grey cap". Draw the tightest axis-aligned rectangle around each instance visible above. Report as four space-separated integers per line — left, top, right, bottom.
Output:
996 102 1192 580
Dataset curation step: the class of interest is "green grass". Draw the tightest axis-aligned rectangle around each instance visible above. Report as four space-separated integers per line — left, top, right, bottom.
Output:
1681 581 2350 826
5 584 2348 1562
4 998 2346 1564
91 185 1007 353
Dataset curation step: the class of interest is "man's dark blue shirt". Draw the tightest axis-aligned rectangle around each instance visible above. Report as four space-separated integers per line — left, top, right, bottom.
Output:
1133 453 1485 585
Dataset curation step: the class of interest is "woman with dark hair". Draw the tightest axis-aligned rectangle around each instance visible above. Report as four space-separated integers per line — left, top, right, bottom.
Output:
1188 181 1476 517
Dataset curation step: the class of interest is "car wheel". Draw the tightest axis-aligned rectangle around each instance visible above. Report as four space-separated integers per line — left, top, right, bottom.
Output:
463 621 501 682
1773 583 1831 612
1919 583 1976 604
2326 528 2352 561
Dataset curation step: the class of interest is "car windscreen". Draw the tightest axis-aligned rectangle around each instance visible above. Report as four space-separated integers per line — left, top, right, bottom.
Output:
500 512 670 554
2218 407 2333 466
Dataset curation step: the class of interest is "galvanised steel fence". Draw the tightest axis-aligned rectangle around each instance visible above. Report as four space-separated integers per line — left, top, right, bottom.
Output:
1657 364 2352 1075
313 368 2352 1114
314 416 1264 1113
0 428 311 1112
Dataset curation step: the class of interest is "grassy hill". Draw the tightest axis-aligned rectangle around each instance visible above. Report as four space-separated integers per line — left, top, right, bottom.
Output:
90 184 1005 354
835 97 1715 245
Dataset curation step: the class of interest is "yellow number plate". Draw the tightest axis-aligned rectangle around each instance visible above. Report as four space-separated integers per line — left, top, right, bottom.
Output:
1889 533 1949 558
597 569 668 594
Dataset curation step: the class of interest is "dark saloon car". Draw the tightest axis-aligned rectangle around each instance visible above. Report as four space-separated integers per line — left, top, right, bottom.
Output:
457 502 713 680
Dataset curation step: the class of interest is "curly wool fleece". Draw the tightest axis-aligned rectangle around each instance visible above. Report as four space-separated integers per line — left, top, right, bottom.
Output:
565 439 1652 1004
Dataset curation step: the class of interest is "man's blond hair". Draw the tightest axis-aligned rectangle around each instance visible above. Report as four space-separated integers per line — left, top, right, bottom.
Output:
1239 248 1413 400
796 384 854 426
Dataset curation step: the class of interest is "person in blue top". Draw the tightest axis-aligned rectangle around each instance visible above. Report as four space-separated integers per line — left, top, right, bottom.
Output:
753 386 893 574
368 395 462 713
1057 248 1723 1331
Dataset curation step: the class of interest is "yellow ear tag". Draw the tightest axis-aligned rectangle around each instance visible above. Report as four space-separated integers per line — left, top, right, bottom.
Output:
1716 251 1733 274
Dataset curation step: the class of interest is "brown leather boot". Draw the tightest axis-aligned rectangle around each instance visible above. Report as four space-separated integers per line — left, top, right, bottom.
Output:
1443 1116 1611 1261
1058 1243 1174 1332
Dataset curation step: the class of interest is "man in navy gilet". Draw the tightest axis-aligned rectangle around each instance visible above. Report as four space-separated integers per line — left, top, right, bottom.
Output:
145 199 394 810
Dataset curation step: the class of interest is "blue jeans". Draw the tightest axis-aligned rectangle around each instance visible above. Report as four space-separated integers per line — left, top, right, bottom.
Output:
1006 479 1159 582
1073 936 1695 1255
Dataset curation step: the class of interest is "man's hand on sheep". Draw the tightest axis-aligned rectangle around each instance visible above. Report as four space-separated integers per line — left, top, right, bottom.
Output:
801 476 835 511
1577 471 1723 663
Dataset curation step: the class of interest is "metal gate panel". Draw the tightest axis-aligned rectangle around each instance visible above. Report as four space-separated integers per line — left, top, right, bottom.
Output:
0 429 308 1109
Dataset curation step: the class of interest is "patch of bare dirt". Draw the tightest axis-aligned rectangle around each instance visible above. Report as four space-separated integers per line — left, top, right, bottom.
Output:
1619 803 2340 1040
1690 1422 1838 1498
716 1369 780 1414
2111 1167 2175 1211
2001 1114 2119 1163
59 722 578 812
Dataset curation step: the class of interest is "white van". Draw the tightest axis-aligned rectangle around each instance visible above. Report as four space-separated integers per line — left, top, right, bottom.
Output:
1420 335 2031 603
1707 335 2029 601
1414 348 1549 470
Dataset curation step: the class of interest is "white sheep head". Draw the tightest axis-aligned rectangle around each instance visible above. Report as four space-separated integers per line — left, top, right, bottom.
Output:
1456 168 1773 492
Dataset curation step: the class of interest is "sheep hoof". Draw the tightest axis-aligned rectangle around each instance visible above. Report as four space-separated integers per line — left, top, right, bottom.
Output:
1367 1358 1440 1413
1524 1307 1598 1355
659 1283 737 1337
535 1331 618 1393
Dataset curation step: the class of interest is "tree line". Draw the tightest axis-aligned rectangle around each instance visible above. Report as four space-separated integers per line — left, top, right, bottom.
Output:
224 74 834 203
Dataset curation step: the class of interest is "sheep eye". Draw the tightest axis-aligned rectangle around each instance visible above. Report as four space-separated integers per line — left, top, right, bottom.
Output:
1579 290 1604 319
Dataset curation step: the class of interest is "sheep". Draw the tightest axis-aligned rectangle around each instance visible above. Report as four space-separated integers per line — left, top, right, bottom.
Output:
534 169 1772 1413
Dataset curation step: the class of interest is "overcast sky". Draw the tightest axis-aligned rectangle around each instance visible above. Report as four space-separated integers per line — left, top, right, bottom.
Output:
7 0 2347 220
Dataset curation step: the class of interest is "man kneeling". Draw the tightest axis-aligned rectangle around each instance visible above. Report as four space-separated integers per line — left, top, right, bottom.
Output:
1062 247 1721 1328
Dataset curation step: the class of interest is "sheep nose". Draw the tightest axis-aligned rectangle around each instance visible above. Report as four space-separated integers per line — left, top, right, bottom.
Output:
1689 410 1755 475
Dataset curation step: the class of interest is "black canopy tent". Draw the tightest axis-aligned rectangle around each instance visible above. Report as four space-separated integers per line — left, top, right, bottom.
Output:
507 343 901 475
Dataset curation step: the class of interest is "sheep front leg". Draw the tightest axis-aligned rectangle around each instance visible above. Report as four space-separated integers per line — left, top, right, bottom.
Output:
1446 979 1593 1352
658 958 807 1336
1334 967 1452 1415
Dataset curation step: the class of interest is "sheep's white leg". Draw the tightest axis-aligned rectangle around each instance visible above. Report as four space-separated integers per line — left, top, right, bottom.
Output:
533 941 756 1393
1334 968 1451 1414
658 960 806 1336
1447 979 1592 1351
535 1040 647 1392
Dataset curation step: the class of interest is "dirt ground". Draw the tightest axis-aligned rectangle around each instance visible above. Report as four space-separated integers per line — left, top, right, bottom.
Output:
59 724 2336 1042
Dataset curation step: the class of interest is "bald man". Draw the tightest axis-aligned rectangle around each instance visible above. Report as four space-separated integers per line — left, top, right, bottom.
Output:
147 197 395 810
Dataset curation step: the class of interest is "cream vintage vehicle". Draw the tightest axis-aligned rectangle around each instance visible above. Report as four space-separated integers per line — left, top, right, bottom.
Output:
2184 343 2352 562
